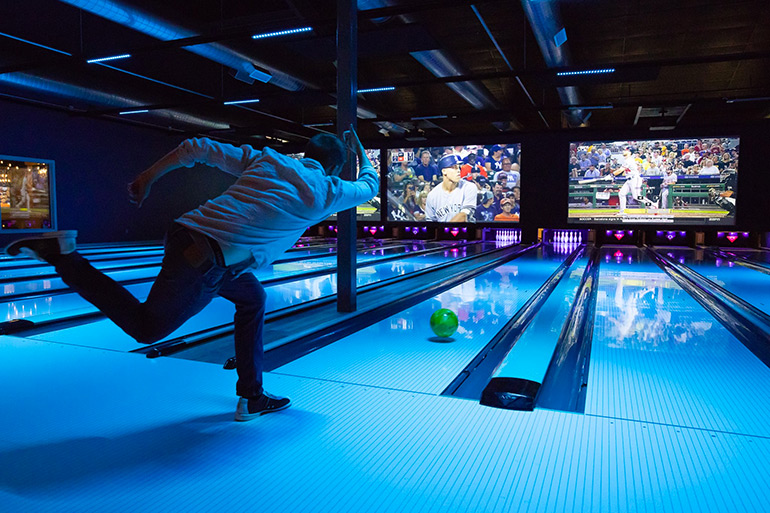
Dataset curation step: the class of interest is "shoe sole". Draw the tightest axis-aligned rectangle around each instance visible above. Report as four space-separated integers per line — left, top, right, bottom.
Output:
4 230 78 256
234 399 291 422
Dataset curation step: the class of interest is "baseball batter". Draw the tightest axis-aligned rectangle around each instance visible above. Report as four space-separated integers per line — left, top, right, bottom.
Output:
425 154 477 222
618 150 643 215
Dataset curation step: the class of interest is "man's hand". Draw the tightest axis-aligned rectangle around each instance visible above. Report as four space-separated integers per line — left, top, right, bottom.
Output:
342 125 373 176
343 125 365 156
128 172 152 208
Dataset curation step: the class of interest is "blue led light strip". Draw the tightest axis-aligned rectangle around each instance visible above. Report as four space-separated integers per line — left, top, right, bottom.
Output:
87 54 131 64
252 27 312 40
223 98 261 105
557 68 615 76
119 109 148 115
0 31 72 56
357 86 396 94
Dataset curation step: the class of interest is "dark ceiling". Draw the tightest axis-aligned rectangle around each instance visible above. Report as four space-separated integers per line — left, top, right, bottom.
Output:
2 0 769 146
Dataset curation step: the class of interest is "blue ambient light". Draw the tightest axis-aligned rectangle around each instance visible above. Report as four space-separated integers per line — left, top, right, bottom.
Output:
553 28 567 47
0 31 73 56
357 86 396 94
223 98 261 105
87 54 131 64
557 68 615 76
252 27 312 40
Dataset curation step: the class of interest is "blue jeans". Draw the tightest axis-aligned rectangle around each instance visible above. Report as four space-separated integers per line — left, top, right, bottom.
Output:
50 223 266 397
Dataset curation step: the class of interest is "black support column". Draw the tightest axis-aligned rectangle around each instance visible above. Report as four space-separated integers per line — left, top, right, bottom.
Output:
336 0 358 312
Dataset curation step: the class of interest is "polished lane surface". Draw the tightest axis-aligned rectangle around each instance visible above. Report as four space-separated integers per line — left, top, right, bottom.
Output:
0 239 401 297
22 241 506 352
1 240 445 322
584 246 770 437
273 244 574 395
657 247 770 314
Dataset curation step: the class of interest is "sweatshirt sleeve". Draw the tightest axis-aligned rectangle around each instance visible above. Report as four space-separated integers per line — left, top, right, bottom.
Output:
323 161 379 213
176 137 262 177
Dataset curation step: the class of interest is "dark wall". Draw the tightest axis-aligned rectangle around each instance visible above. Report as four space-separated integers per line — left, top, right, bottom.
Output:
2 99 769 247
0 101 235 245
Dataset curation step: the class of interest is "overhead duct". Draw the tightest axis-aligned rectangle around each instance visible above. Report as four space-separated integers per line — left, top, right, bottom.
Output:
0 71 230 130
359 0 500 112
59 0 309 91
410 50 500 110
519 0 585 126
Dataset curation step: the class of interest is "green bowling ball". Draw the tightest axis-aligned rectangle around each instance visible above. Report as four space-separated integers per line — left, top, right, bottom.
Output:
430 308 458 338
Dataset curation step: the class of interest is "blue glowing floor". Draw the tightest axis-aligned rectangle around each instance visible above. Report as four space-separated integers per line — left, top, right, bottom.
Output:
2 242 770 512
2 336 768 513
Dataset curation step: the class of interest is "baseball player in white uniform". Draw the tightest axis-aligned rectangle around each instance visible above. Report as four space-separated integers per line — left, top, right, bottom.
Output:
659 165 677 209
425 155 477 222
618 151 644 215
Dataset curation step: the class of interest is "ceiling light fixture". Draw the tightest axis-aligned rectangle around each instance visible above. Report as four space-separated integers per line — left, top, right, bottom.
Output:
87 54 131 64
557 68 615 76
119 109 148 115
725 96 770 104
252 27 312 40
357 86 395 94
223 98 261 105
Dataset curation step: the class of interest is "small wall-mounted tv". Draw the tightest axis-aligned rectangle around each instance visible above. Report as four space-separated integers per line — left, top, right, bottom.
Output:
0 155 56 231
568 137 738 226
386 144 521 223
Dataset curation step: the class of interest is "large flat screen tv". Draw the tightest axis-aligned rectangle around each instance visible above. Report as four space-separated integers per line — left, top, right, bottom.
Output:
568 137 738 225
386 144 521 223
288 149 382 221
0 155 56 231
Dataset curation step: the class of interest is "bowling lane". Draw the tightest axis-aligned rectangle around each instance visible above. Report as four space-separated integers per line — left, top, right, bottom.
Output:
24 241 507 352
0 243 163 264
0 238 404 294
271 244 576 395
1 239 441 318
584 247 770 437
716 247 770 267
656 247 770 316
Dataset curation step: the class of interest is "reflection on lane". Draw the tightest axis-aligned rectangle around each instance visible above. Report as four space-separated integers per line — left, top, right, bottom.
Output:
598 248 716 350
715 247 770 264
657 247 770 315
273 244 570 395
23 242 511 353
586 247 770 436
2 243 497 323
0 241 448 317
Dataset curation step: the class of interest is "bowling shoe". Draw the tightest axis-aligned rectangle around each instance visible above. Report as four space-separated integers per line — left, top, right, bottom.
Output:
4 230 78 262
235 390 291 421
